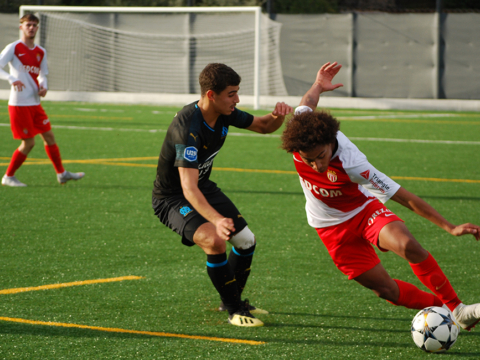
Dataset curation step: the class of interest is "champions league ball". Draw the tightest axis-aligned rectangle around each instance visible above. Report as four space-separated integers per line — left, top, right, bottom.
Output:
411 306 460 353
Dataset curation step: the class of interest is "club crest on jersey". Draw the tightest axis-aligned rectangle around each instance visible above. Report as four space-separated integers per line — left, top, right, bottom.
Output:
184 146 198 162
179 206 193 217
360 170 370 180
221 126 228 138
36 53 41 62
327 170 337 182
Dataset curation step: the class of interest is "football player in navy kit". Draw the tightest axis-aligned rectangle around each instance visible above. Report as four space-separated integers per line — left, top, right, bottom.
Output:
152 63 292 327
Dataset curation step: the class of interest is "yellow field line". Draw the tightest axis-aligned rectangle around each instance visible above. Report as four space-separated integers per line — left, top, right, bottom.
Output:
214 167 297 175
0 316 265 345
89 161 157 168
0 276 143 295
87 157 158 162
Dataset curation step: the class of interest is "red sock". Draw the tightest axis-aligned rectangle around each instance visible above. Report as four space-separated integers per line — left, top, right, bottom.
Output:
387 279 443 309
410 253 461 311
44 144 65 174
6 149 27 176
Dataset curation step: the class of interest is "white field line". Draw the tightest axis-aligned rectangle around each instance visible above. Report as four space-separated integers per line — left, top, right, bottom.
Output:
1 123 480 145
336 114 460 120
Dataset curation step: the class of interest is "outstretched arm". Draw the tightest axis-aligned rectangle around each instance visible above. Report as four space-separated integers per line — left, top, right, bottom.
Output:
300 62 343 110
247 101 293 134
391 187 480 240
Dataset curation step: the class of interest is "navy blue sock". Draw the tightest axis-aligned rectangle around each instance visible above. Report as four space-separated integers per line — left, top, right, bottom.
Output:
206 253 240 314
228 243 256 297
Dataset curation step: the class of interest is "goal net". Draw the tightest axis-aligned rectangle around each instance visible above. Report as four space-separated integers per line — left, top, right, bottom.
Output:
20 6 287 109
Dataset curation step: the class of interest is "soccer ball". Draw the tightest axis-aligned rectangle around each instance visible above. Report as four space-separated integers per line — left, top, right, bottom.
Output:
411 306 460 353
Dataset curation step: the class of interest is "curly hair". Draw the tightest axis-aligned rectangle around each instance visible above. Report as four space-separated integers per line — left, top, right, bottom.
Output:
281 110 340 153
199 63 241 96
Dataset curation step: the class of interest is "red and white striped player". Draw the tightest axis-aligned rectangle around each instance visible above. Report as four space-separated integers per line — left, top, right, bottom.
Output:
0 14 84 187
281 62 480 331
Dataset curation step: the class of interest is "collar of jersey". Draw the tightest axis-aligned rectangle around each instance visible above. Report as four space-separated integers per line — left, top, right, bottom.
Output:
194 103 215 132
203 121 215 132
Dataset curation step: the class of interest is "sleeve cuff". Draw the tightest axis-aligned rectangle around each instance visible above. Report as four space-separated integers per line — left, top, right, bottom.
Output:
294 105 313 115
7 75 17 84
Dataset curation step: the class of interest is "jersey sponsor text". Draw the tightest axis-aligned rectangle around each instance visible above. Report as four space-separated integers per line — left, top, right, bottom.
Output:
300 176 343 198
368 172 391 194
367 208 393 225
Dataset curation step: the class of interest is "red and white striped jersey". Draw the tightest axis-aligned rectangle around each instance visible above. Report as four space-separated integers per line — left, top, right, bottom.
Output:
0 40 48 106
292 108 400 228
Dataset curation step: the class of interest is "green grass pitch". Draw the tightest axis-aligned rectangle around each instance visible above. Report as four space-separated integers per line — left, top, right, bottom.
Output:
1 100 479 359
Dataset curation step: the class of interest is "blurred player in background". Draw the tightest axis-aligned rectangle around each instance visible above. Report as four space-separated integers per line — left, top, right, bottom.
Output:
152 63 292 327
281 61 480 331
0 14 84 187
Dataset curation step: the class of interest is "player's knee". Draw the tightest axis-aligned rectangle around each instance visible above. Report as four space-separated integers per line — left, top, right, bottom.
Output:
400 236 427 262
20 139 35 153
228 226 256 250
193 224 227 254
209 237 227 253
373 284 398 302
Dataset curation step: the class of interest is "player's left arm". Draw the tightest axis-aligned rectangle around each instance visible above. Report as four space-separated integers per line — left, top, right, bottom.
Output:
391 187 480 240
38 49 48 97
299 62 343 110
246 102 293 134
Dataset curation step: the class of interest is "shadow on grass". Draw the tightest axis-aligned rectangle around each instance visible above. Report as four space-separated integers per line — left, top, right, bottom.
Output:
269 311 410 323
265 320 407 334
1 322 479 356
0 322 150 340
0 321 256 344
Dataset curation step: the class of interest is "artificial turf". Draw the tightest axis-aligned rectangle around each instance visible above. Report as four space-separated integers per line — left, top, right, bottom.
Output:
1 100 479 359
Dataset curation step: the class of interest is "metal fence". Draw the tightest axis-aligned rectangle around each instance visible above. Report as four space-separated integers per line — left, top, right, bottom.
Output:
2 12 480 100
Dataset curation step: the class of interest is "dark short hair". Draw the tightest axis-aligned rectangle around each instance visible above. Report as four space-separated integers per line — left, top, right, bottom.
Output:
281 110 340 153
20 14 40 24
199 63 241 96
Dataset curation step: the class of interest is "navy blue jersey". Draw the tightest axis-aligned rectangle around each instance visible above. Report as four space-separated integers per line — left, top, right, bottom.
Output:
153 101 254 199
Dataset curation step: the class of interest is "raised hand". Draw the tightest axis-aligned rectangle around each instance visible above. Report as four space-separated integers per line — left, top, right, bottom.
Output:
315 62 343 93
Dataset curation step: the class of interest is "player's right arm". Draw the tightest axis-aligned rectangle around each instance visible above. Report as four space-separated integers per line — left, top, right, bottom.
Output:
299 62 343 110
0 43 24 90
179 167 235 241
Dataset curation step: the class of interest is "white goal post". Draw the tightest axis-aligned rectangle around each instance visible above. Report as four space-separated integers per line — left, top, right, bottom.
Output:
19 5 288 109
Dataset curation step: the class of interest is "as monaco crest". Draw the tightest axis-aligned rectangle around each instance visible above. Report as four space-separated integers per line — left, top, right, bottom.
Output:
327 170 337 182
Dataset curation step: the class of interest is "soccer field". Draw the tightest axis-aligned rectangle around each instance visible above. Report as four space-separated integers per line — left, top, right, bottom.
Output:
1 100 479 359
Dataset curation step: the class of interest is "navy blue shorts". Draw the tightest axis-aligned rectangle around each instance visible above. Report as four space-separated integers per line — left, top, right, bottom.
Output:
152 188 247 246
